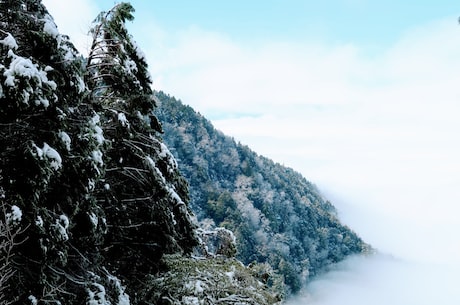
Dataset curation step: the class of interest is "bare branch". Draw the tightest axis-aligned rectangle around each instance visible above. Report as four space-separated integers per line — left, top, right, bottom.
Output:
0 201 28 305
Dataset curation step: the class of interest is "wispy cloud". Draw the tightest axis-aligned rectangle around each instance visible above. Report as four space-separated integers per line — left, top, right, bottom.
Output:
144 27 367 115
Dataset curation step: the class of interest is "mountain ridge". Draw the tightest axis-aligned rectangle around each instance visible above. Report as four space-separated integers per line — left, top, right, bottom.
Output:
155 91 370 293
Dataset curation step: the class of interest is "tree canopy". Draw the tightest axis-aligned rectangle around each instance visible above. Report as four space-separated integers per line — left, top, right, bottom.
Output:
0 2 198 304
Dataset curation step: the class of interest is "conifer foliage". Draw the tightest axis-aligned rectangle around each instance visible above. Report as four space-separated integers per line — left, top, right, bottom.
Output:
85 0 198 292
0 0 108 303
0 1 198 304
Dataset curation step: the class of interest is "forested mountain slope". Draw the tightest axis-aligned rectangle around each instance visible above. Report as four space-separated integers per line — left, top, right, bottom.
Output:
0 2 281 304
156 92 370 293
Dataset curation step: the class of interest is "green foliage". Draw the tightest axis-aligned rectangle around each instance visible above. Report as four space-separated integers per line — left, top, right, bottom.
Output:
0 1 108 303
87 2 156 117
1 2 198 304
205 191 238 224
85 3 198 300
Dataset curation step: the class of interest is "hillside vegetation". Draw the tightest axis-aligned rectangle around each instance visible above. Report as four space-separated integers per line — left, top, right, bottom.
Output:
1 1 368 304
156 92 370 293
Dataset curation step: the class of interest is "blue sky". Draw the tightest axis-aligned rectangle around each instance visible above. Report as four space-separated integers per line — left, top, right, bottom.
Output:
43 1 460 53
126 0 458 44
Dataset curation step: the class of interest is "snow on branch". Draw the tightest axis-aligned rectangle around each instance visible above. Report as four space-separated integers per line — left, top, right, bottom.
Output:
2 49 57 107
32 142 62 171
0 31 18 50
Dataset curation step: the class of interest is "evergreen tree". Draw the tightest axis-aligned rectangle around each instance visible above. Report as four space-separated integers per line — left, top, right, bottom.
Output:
85 2 198 295
0 1 116 303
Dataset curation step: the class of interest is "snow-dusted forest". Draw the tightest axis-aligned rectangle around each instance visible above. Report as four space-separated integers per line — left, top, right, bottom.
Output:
1 1 367 304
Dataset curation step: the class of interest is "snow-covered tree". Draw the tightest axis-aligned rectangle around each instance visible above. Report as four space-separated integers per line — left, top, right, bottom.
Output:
0 1 108 303
85 2 198 296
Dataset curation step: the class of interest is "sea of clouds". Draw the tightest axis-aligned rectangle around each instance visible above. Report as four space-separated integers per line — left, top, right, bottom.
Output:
288 254 460 305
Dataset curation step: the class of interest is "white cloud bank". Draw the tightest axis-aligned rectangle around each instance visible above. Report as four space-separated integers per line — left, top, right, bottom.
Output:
288 254 460 305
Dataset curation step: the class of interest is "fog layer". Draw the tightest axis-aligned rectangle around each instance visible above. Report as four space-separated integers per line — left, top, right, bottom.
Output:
289 254 460 305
